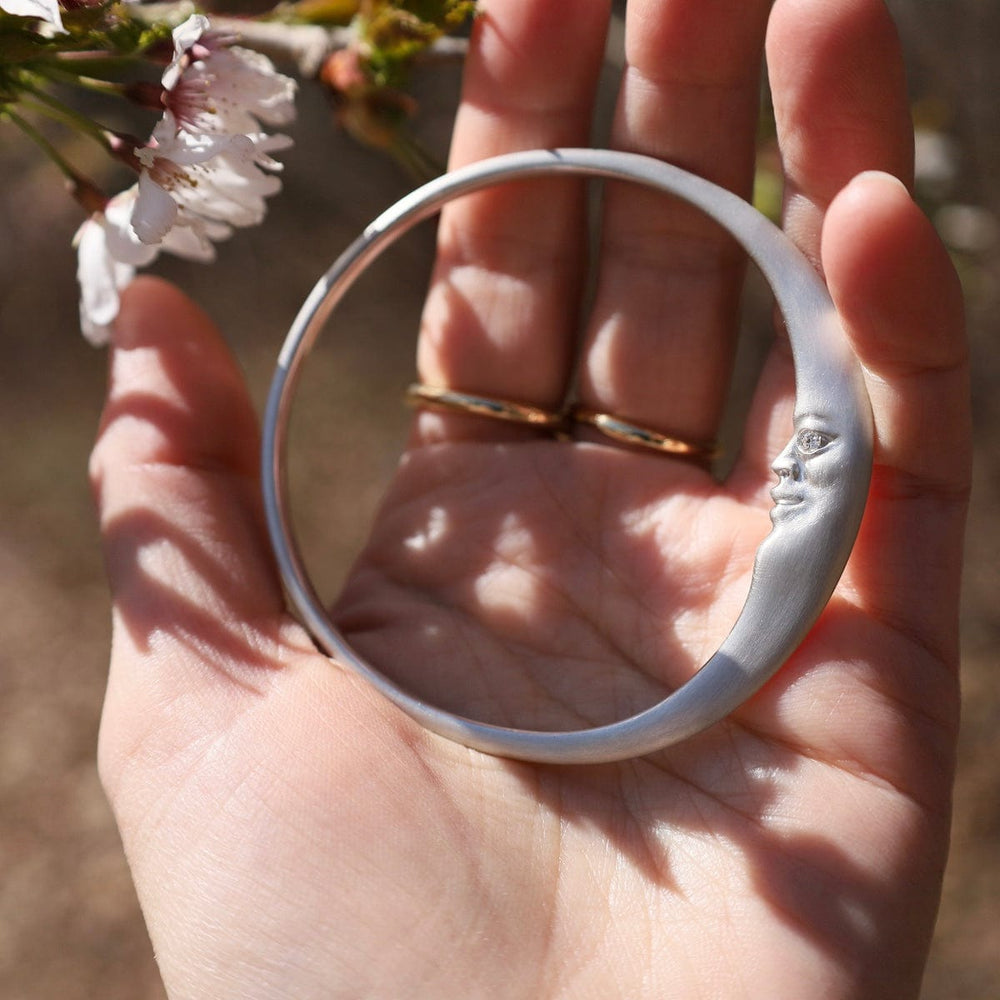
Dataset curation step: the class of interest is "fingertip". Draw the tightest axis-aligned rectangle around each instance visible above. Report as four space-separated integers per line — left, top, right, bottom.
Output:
843 168 911 201
826 169 911 227
95 275 260 482
822 170 966 376
113 275 217 351
820 170 970 509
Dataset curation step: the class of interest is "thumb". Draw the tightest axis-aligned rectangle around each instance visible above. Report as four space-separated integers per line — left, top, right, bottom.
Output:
90 277 297 790
821 171 971 665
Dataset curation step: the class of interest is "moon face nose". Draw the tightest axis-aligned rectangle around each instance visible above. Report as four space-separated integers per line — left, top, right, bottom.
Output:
772 450 802 482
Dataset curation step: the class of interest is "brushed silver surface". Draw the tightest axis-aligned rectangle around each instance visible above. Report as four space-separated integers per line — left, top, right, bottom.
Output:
262 149 873 764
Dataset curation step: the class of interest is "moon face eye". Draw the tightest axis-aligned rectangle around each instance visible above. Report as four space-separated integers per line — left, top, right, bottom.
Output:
796 428 833 455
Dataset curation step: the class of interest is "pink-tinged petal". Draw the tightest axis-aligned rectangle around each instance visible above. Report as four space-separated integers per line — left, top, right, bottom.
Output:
209 47 297 126
132 172 178 244
162 14 210 89
0 0 65 32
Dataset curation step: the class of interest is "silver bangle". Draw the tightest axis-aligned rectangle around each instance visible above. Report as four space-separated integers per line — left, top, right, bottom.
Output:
261 148 872 765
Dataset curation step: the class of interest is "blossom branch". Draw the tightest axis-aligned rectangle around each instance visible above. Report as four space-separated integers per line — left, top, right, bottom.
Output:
129 3 469 78
4 107 79 179
201 16 468 78
1 0 476 345
17 85 113 150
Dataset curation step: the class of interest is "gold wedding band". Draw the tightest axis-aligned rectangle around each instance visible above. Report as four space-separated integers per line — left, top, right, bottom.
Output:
406 383 565 430
405 384 718 460
571 406 719 461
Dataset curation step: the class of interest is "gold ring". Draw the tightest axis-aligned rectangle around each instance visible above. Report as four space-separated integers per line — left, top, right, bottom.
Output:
571 406 719 460
406 383 565 430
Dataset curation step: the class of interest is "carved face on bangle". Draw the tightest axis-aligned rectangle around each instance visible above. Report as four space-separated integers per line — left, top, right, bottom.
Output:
769 412 846 526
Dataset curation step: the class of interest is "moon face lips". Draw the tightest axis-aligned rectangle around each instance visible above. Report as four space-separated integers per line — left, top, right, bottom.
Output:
769 485 805 522
770 483 804 506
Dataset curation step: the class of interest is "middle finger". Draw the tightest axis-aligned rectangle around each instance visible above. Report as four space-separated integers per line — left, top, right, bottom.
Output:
577 0 772 450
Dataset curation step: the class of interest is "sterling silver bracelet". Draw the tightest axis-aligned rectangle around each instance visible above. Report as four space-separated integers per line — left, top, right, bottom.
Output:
261 148 872 765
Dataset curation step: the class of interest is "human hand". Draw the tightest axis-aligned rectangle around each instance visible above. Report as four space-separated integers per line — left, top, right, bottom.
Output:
91 1 969 998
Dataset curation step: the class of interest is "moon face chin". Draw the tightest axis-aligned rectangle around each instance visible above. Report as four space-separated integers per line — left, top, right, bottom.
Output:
769 499 805 523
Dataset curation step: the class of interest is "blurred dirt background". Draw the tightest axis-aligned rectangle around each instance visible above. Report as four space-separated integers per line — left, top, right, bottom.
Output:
1 3 997 997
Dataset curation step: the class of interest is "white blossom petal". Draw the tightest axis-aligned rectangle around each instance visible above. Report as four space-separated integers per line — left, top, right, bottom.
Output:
160 216 223 262
162 14 211 90
0 0 65 32
246 131 294 170
196 46 297 127
133 171 180 245
73 189 160 347
103 188 160 267
162 17 296 136
146 112 238 165
75 220 132 346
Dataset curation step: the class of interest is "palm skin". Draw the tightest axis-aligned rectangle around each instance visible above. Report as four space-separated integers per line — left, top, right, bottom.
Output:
92 1 969 998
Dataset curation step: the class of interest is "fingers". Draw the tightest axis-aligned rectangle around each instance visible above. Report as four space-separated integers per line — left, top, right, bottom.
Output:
91 279 295 774
767 0 914 263
576 0 771 446
414 0 611 439
823 173 970 660
736 0 918 484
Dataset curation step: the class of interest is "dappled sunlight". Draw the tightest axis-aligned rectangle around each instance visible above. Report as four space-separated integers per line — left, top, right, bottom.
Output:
329 434 789 734
472 509 548 616
402 502 450 553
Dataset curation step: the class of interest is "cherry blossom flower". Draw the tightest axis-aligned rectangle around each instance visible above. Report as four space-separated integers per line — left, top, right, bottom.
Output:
131 110 285 245
126 16 295 249
75 187 222 346
70 11 295 344
0 0 65 32
72 13 297 343
162 15 296 136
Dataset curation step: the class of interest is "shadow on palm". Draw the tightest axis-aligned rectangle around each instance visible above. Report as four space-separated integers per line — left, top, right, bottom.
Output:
327 429 926 975
332 431 770 732
331 418 951 867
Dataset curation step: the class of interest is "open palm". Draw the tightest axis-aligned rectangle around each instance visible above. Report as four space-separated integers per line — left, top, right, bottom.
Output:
92 1 969 998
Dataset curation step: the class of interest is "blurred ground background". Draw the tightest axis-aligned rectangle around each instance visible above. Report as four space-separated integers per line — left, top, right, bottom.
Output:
1 3 997 997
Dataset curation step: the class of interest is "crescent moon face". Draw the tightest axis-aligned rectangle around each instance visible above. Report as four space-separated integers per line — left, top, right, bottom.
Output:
750 353 871 623
771 418 839 521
